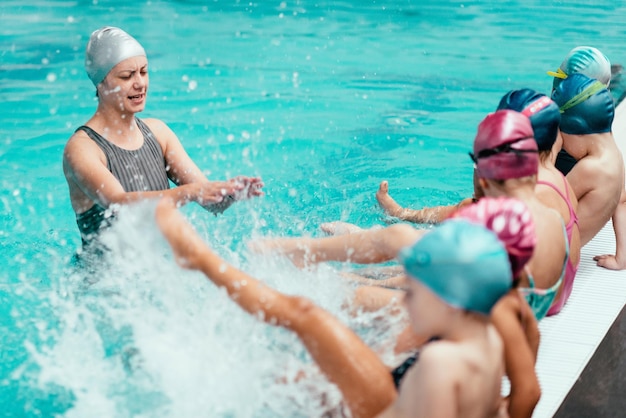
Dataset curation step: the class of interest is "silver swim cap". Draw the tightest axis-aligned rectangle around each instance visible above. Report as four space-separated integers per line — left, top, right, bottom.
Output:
85 26 146 86
548 46 611 90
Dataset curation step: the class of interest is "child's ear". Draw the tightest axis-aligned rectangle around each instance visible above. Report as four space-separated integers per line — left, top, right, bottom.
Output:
478 178 489 191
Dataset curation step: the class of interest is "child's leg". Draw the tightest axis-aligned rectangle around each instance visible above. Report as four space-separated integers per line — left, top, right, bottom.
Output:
155 199 397 417
319 221 370 236
376 180 406 217
351 286 405 314
249 223 424 267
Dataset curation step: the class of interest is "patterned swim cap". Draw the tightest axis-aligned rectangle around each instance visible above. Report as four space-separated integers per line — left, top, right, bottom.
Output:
399 219 511 315
548 46 611 90
551 73 614 135
85 26 146 86
472 110 539 180
497 89 561 151
452 197 536 278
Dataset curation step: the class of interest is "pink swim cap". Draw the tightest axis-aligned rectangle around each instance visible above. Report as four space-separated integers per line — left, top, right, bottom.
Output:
472 110 539 180
452 197 536 279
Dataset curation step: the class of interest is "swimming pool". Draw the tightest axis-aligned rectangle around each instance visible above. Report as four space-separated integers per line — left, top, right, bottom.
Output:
2 1 626 416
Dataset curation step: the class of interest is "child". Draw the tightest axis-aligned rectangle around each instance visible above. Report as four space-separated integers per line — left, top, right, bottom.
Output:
547 45 612 175
551 73 626 270
455 198 541 418
471 110 567 320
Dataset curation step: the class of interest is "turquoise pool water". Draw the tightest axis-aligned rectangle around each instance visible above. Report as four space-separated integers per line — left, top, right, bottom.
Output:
2 1 626 416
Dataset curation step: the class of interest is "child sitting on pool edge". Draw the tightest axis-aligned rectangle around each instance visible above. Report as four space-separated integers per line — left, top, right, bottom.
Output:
551 73 626 270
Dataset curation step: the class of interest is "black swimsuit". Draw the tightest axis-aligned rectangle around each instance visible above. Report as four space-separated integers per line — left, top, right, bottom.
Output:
74 118 170 245
391 351 419 388
390 336 441 388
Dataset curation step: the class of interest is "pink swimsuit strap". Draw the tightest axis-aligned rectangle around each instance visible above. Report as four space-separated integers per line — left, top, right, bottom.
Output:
537 174 580 317
536 174 579 239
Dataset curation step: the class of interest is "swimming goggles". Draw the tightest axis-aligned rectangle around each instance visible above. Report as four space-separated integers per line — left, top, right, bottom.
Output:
469 136 538 164
547 68 568 80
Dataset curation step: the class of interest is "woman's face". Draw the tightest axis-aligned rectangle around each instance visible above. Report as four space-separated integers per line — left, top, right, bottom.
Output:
99 55 149 114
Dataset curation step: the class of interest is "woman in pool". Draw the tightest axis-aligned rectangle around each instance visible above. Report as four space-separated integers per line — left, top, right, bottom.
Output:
155 197 512 418
63 26 263 247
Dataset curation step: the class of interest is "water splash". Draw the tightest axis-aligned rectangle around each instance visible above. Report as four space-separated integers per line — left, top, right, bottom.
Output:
12 201 406 417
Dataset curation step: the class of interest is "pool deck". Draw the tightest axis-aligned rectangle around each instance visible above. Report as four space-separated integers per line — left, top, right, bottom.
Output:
531 101 626 417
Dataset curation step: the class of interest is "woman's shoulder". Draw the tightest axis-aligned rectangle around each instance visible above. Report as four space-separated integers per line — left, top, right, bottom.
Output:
139 117 169 131
65 126 99 153
137 118 178 149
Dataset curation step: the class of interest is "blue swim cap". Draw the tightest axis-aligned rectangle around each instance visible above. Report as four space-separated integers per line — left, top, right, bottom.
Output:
551 73 614 135
497 89 561 151
399 220 511 315
548 46 611 91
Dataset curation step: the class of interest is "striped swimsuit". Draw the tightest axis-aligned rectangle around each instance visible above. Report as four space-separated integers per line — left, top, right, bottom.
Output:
75 118 170 245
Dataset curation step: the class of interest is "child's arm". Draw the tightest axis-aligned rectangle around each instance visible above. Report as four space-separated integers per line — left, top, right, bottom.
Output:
492 296 541 418
594 189 626 270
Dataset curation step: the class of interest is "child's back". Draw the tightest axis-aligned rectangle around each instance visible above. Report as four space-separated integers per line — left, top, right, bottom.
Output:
551 73 623 245
382 322 504 418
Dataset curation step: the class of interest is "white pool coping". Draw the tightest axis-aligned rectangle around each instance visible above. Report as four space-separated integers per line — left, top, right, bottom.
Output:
530 101 626 417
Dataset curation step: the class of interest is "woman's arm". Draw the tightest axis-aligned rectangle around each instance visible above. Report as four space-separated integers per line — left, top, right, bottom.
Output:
63 133 242 210
147 118 264 197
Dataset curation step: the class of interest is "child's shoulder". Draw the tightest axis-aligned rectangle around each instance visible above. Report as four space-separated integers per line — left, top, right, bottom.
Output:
414 340 465 375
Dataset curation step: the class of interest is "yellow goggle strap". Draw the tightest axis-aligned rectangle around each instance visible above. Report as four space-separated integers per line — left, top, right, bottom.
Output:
558 81 606 113
547 68 569 79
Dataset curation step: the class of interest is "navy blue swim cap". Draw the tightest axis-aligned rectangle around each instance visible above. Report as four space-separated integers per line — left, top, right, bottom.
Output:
551 73 614 135
497 89 561 151
399 219 511 315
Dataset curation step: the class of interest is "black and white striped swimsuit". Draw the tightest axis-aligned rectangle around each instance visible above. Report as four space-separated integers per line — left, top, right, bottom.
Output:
75 118 170 245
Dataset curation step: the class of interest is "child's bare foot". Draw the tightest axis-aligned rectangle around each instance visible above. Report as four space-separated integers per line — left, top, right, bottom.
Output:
376 181 404 217
320 221 366 236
